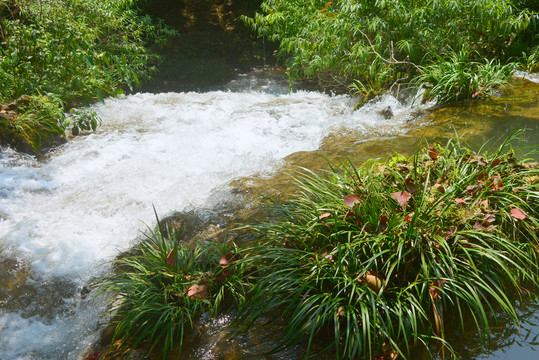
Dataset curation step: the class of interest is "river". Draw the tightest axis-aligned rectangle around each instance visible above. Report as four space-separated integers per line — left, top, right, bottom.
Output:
0 69 537 359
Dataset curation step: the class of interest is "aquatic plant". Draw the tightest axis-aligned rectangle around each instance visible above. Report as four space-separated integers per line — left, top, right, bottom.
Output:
95 220 248 359
236 135 539 359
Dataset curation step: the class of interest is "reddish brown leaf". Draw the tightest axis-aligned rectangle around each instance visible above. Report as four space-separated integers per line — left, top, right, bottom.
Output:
433 184 445 193
455 198 467 204
85 353 99 360
220 253 241 268
429 279 446 300
166 249 175 266
471 154 487 166
427 146 438 160
391 191 411 211
491 158 501 167
473 222 486 231
188 284 209 299
358 271 383 293
379 215 388 232
405 177 417 195
510 208 527 220
490 176 503 192
465 184 480 195
319 212 332 220
343 194 360 207
404 214 413 223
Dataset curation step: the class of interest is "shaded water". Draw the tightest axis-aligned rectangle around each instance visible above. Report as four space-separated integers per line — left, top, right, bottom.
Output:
0 70 537 359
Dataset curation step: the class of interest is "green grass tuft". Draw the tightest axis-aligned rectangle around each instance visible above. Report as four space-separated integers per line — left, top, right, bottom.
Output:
236 134 539 359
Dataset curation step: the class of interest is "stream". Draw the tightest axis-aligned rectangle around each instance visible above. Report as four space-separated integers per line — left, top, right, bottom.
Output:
0 69 537 359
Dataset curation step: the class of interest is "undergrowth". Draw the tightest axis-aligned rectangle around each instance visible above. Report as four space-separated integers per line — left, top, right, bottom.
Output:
96 135 539 359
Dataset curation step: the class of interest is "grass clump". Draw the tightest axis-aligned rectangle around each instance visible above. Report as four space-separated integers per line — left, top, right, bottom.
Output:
95 221 248 359
415 51 515 103
236 136 539 359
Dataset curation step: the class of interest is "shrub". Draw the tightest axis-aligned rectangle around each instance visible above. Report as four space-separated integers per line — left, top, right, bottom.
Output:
236 135 539 359
0 0 176 151
0 0 174 105
244 0 537 99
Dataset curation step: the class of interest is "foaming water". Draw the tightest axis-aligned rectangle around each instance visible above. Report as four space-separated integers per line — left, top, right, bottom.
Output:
0 74 425 359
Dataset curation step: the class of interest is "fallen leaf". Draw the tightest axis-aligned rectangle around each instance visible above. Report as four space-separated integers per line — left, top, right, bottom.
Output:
404 214 413 223
510 208 527 220
188 284 209 299
491 158 501 167
427 146 438 160
433 184 445 193
220 253 241 268
429 279 446 300
343 194 360 207
455 198 467 204
319 212 332 220
471 154 487 166
405 177 417 195
379 215 388 232
391 191 411 211
482 214 496 223
446 226 457 238
359 271 383 293
85 353 99 360
166 249 175 266
337 306 346 317
490 176 503 192
473 221 492 231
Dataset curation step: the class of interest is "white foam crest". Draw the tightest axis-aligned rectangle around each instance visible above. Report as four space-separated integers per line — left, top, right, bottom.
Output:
0 301 103 360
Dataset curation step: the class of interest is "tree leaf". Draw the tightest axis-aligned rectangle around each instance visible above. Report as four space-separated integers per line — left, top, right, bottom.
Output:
510 208 526 220
187 284 209 299
455 198 467 204
319 212 332 220
427 146 438 160
343 194 360 207
166 249 174 266
391 191 411 211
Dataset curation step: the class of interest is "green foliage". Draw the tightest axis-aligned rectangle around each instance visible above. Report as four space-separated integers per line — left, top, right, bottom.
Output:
0 0 175 105
415 51 515 103
245 0 537 100
67 108 101 136
95 219 248 359
236 135 539 359
0 94 65 151
0 0 176 151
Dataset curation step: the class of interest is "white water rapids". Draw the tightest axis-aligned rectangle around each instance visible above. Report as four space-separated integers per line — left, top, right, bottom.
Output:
0 72 425 359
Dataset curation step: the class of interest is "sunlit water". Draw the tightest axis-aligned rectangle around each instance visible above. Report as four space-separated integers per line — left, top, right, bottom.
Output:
0 71 429 359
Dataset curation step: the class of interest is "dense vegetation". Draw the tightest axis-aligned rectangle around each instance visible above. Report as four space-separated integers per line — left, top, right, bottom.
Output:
96 136 539 359
244 0 538 103
0 0 174 152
